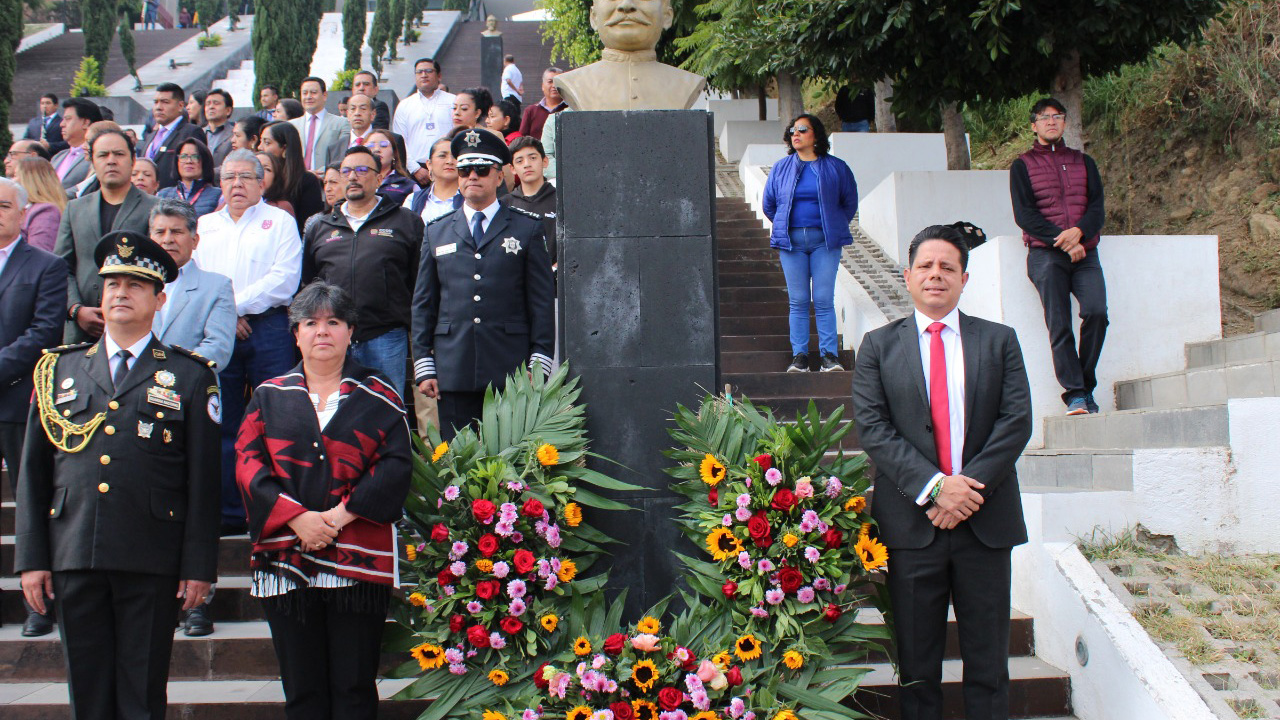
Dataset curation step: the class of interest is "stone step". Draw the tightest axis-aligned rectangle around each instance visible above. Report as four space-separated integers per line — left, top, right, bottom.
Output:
716 248 778 262
853 655 1071 720
1016 448 1134 491
1184 329 1280 369
1 502 11 535
720 315 815 336
749 395 850 418
0 575 266 625
721 349 854 374
1040 404 1227 450
717 234 772 249
1 536 253 578
718 272 786 289
1115 358 1280 410
719 286 787 304
720 333 825 353
718 259 783 275
718 300 787 319
725 370 852 398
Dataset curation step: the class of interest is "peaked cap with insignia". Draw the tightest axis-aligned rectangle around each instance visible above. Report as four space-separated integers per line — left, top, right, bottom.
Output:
94 230 178 286
451 128 511 169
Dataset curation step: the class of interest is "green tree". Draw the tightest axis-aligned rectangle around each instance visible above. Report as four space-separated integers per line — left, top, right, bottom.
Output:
82 0 117 83
253 0 325 102
367 0 391 75
0 0 21 150
342 0 366 70
386 0 404 60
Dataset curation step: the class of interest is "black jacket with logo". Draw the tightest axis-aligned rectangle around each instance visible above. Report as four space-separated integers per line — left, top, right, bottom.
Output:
302 197 425 342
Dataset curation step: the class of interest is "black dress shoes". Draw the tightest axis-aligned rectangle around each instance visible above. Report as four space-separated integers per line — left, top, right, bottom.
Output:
183 603 214 637
22 610 54 637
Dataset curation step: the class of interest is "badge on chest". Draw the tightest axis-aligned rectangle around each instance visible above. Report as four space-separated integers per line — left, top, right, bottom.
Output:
147 386 182 411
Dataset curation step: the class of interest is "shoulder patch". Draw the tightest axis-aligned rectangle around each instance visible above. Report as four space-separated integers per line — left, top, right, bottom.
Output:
169 345 218 369
426 209 457 227
508 205 542 220
43 342 93 355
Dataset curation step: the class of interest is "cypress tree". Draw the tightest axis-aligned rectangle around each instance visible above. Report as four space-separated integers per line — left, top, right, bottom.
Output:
82 0 117 83
367 0 391 76
253 0 324 102
386 0 404 61
0 0 20 149
342 0 366 70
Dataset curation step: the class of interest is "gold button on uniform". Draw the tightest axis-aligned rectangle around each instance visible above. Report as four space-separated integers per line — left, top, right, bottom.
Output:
108 400 119 410
104 425 116 435
100 454 110 465
49 508 55 516
62 409 70 417
156 411 165 419
98 482 109 493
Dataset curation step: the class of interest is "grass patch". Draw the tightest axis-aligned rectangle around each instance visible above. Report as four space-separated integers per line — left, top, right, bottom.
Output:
1132 604 1223 665
1077 526 1166 561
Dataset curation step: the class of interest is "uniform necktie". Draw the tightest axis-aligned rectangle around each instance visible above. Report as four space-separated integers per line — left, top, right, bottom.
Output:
927 322 952 476
471 211 485 246
304 115 318 169
113 350 132 391
147 126 168 160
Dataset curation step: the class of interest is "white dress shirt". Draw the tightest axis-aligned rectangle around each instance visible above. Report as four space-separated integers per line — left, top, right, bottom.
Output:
914 308 966 505
501 64 523 102
461 199 500 237
194 200 302 316
404 183 459 223
104 332 154 382
0 238 17 279
392 88 457 173
348 126 374 148
341 200 376 234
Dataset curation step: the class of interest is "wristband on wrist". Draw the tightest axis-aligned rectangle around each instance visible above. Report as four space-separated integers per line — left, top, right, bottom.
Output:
68 303 81 321
929 476 945 502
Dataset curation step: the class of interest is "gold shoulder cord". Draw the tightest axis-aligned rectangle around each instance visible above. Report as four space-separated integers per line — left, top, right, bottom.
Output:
34 353 106 453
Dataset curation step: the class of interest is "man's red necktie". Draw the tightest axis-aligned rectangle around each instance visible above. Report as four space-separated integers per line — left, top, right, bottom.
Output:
927 322 952 476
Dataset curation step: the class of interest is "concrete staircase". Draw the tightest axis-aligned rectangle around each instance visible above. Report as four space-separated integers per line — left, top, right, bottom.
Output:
842 219 913 320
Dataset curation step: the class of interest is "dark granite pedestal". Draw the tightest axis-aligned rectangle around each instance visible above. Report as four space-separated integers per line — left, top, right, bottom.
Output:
480 34 503 102
556 110 719 618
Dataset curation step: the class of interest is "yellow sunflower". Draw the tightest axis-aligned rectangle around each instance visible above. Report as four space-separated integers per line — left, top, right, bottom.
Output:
407 592 427 607
632 700 660 720
557 559 578 582
782 533 799 548
431 441 448 462
563 501 583 527
782 649 804 670
573 636 592 656
537 443 560 466
475 559 494 573
404 543 417 561
855 534 889 571
482 711 507 720
772 710 799 720
691 713 720 720
712 651 732 668
540 613 559 632
410 642 445 670
845 496 867 513
631 658 660 692
636 616 661 634
705 527 744 561
734 633 762 661
699 454 727 486
566 707 593 720
488 669 509 686
858 522 872 539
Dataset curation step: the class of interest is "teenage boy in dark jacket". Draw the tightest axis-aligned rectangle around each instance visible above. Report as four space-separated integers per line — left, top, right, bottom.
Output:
302 146 424 396
505 137 557 280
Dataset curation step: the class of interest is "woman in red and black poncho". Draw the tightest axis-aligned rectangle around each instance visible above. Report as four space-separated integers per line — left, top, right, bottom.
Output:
234 281 411 720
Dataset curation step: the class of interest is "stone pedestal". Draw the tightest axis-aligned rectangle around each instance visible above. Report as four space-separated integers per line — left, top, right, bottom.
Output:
556 110 719 618
480 34 503 101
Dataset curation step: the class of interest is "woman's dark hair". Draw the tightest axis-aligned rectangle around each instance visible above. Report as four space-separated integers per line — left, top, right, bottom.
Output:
494 99 520 134
262 121 305 201
188 89 207 126
235 116 268 149
278 98 304 120
784 113 830 156
458 87 494 120
172 137 215 186
907 225 970 271
367 128 408 178
255 151 288 204
289 280 359 333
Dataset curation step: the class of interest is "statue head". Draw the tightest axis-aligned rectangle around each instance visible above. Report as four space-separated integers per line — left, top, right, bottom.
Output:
485 14 498 32
590 0 672 53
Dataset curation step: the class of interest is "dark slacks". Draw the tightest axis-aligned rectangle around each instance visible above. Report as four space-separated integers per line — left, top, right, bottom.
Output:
437 390 485 441
1 420 25 496
53 570 181 720
261 588 390 720
1026 246 1108 404
887 523 1012 720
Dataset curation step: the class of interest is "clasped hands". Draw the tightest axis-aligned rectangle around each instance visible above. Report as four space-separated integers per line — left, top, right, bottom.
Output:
925 474 986 529
288 502 357 553
1053 227 1086 262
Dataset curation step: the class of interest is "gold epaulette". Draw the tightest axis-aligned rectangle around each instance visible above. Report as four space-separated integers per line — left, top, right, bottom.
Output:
42 342 93 355
34 353 106 453
169 345 217 369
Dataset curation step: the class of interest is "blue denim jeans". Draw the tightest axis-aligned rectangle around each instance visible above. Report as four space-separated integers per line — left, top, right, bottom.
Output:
349 327 408 398
219 309 296 526
778 227 841 357
841 120 871 132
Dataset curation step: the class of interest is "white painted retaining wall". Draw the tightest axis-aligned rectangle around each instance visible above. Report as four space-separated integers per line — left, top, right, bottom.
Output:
706 98 778 137
959 235 1220 445
859 171 1021 265
828 133 952 202
719 121 784 163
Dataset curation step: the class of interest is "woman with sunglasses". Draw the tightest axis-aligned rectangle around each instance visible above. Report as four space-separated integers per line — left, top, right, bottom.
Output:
762 113 858 373
364 128 414 205
157 138 223 217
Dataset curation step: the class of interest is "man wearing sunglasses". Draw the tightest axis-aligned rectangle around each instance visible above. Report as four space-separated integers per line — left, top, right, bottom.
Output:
302 146 424 397
1009 97 1107 416
411 129 554 439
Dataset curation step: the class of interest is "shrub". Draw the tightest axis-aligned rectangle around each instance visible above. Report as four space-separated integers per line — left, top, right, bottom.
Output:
330 68 357 92
197 33 223 49
70 57 107 97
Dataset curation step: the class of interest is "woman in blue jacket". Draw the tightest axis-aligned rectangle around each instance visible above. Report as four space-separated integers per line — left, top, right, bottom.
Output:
762 114 858 372
157 138 223 217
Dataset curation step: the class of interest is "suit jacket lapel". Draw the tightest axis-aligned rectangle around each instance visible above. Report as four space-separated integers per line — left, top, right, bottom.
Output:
898 319 929 411
88 192 104 239
114 337 162 398
0 240 29 299
86 339 114 395
960 312 981 439
478 206 510 251
115 187 143 230
159 268 196 333
453 209 473 248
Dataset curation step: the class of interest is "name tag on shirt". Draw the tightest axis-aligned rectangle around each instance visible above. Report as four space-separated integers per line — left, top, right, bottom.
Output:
436 243 457 257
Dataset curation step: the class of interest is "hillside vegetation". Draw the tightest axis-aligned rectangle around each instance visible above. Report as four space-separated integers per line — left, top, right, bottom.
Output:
967 0 1280 334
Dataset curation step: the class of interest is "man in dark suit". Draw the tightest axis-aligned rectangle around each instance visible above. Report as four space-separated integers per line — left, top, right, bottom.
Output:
137 83 205 191
16 229 221 720
0 177 68 635
352 70 392 130
24 93 68 155
852 224 1033 720
56 128 161 344
412 129 554 439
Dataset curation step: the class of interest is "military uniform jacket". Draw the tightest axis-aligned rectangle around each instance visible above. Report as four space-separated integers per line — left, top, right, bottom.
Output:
14 336 222 581
411 203 554 392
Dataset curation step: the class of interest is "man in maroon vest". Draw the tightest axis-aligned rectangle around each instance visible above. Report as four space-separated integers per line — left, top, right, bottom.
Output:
1010 97 1107 415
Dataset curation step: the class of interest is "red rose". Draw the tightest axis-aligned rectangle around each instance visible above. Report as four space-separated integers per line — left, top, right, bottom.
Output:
753 454 772 471
533 662 550 689
823 603 842 623
747 511 772 548
777 566 804 594
611 702 635 720
475 580 500 600
708 487 718 505
770 488 796 511
823 528 844 550
521 497 546 518
477 533 500 557
657 687 684 711
603 632 627 656
726 666 743 686
512 549 536 574
500 616 524 634
466 624 490 647
449 614 465 632
431 523 449 542
722 581 738 599
437 568 457 586
471 498 496 522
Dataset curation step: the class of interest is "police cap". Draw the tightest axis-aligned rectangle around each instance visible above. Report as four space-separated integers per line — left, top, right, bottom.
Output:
94 230 178 286
452 128 510 169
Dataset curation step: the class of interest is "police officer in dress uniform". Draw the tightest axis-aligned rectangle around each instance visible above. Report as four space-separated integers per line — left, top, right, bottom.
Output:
14 230 221 720
411 129 555 439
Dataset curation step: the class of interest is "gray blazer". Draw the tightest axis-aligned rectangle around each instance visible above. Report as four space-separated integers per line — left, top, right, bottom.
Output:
54 186 160 342
153 262 236 371
290 112 352 172
51 147 92 194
